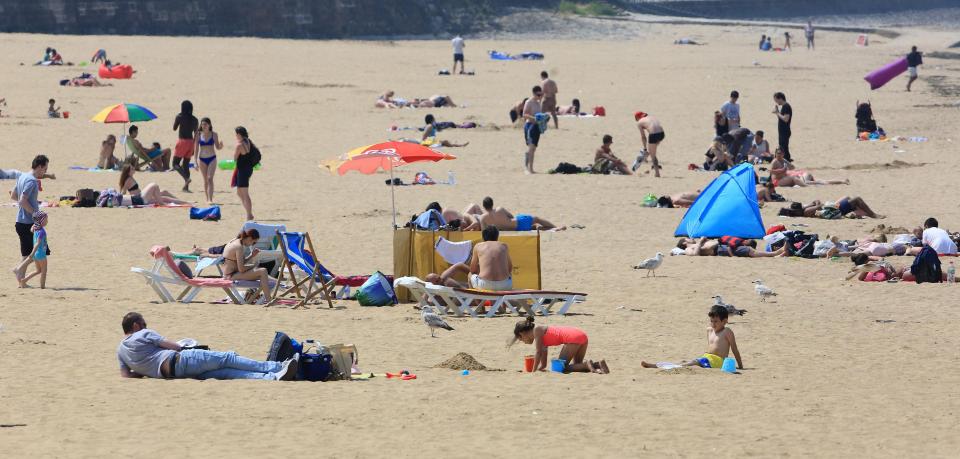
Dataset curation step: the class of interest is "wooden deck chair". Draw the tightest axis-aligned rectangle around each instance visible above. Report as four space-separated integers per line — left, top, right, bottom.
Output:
269 232 336 309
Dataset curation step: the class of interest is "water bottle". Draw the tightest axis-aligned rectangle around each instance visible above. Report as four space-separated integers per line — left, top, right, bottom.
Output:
107 196 114 208
948 262 956 284
447 170 456 186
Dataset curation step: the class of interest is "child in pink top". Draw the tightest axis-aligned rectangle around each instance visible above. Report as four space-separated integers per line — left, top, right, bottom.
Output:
510 317 608 374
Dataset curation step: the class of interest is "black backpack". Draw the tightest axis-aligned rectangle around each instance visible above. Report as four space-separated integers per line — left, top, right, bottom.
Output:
247 143 262 167
266 331 298 362
911 246 942 284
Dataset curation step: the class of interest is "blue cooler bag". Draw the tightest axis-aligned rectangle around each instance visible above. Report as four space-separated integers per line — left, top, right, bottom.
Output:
299 340 333 382
190 205 221 221
356 271 398 306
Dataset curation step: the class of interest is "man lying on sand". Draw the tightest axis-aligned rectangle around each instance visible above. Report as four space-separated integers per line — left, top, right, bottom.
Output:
472 196 565 232
676 236 785 257
117 312 298 380
778 196 882 219
656 191 700 208
642 305 743 370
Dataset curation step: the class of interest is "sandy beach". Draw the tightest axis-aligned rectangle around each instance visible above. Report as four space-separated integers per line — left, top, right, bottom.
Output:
2 20 960 457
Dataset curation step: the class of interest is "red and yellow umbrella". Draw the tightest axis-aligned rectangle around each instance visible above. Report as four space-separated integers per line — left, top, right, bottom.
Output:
322 141 457 227
90 103 158 123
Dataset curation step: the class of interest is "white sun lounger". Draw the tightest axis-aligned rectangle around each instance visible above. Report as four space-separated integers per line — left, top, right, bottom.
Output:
394 276 586 318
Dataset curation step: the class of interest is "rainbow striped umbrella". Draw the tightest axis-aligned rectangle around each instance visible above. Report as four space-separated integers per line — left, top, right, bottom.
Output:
90 103 158 159
90 103 157 123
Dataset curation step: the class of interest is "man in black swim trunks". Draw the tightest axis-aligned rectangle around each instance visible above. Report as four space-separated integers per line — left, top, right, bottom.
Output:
521 86 543 174
634 111 665 178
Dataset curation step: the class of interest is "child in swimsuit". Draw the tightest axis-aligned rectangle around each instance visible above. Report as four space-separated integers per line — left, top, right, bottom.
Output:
641 305 743 370
17 211 49 288
510 316 609 374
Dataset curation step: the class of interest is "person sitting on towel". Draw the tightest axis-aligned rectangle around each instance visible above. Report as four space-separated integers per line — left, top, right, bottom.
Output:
593 135 632 175
476 196 564 232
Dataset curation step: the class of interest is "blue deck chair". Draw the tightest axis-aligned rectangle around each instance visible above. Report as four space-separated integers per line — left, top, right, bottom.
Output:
269 232 336 308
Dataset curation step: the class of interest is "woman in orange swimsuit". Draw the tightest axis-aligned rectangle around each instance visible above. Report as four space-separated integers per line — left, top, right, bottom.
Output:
511 317 608 374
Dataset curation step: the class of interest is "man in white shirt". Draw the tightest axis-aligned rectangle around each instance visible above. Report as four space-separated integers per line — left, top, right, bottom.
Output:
452 35 465 75
921 217 957 255
720 90 741 130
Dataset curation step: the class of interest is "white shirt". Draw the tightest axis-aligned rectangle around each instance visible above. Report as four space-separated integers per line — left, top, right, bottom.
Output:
922 227 957 254
452 36 464 54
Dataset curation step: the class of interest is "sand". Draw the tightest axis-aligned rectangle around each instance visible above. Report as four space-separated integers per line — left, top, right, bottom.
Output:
2 22 960 457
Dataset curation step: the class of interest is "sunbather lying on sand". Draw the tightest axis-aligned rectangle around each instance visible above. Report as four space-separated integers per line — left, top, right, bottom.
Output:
657 191 700 208
676 236 785 257
770 148 849 187
422 114 468 147
642 305 742 370
779 197 882 218
847 253 943 282
119 164 188 206
471 196 564 231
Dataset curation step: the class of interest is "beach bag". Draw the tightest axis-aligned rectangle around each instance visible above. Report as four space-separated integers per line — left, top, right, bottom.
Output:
356 271 398 306
550 162 581 174
911 246 942 284
593 106 606 116
642 194 657 207
189 205 221 221
819 205 842 220
74 188 98 207
96 188 122 207
300 340 334 382
266 331 301 362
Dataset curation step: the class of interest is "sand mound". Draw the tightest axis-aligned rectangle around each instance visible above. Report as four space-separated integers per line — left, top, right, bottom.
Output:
840 160 924 171
435 352 488 371
868 224 911 235
656 367 699 375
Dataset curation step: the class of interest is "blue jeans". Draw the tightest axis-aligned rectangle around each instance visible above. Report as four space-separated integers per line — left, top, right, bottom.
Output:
174 349 283 380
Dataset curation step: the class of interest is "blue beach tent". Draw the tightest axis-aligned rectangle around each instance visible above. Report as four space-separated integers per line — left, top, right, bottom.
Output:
674 163 765 239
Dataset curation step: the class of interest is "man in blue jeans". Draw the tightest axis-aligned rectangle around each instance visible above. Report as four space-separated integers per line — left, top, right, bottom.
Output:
117 312 298 380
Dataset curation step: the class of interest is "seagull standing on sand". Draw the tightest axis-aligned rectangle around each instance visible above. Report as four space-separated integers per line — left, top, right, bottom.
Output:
634 252 664 277
713 295 747 316
422 305 454 337
753 280 777 302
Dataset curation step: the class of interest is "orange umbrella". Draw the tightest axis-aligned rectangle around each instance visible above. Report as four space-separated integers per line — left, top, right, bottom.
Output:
322 141 456 227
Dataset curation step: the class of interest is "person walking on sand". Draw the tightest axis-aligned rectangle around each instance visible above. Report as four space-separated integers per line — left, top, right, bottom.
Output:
772 92 793 162
632 111 665 178
804 21 815 50
451 34 465 75
11 155 49 285
906 46 923 92
14 211 49 289
540 71 559 129
232 126 260 221
172 100 198 192
194 117 223 204
720 90 741 131
521 86 544 174
784 31 792 50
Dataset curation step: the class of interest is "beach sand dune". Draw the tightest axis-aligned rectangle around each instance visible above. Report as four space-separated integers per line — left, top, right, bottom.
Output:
2 25 959 456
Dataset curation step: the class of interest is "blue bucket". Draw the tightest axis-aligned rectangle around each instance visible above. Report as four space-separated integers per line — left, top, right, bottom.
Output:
550 359 566 373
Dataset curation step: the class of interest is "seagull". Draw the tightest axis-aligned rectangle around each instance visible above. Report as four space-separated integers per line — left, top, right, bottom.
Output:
421 305 454 337
634 252 664 277
712 295 747 316
753 279 777 302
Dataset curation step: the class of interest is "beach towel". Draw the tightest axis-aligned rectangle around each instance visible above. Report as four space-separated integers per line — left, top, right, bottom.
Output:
189 205 221 221
435 237 473 265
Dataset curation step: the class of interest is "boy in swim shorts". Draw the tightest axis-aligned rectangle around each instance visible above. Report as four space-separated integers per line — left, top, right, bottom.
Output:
641 305 743 370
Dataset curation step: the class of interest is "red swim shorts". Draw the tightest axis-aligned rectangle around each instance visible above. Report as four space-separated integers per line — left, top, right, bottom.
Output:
174 138 194 159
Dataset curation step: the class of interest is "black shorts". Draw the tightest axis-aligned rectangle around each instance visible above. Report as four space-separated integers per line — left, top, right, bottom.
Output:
524 122 541 147
453 53 464 62
648 131 665 145
131 195 145 206
16 222 50 257
236 165 254 188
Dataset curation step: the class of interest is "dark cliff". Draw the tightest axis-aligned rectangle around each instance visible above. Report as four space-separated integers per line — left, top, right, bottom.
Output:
0 0 556 38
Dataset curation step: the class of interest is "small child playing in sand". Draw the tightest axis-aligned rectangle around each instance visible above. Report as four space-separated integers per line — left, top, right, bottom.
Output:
16 211 49 288
47 98 60 118
641 305 743 369
510 316 609 374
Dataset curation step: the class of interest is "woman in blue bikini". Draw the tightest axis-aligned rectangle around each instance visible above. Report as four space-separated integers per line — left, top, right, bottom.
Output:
194 117 223 204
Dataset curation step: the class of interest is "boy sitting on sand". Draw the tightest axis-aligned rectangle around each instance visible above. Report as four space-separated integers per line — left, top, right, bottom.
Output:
641 305 743 370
